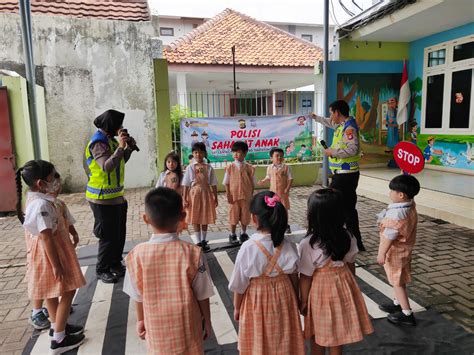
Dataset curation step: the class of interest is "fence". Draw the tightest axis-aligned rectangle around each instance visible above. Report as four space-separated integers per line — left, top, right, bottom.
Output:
170 90 325 167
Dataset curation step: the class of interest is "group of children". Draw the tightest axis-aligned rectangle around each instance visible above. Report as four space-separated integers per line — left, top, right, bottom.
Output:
16 144 421 353
156 141 294 250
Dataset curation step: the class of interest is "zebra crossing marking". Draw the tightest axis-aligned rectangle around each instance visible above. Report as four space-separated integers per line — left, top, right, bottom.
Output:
77 276 114 354
209 285 239 345
355 265 426 313
125 297 147 354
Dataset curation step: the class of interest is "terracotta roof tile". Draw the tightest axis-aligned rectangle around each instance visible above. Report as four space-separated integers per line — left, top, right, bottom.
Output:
164 8 323 67
0 0 150 21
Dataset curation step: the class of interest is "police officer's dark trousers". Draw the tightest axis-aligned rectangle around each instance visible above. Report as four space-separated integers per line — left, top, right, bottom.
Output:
89 201 128 274
330 171 365 250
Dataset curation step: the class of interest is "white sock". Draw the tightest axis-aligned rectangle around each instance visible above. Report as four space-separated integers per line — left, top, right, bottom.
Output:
201 230 207 241
53 330 65 343
50 322 55 330
402 309 412 316
32 308 43 317
191 233 201 244
393 299 400 306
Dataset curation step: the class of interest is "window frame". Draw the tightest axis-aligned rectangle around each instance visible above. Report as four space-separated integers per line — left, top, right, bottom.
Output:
301 34 313 42
421 34 474 135
159 27 175 36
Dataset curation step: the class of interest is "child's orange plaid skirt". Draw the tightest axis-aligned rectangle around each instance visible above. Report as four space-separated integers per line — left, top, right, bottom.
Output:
239 274 304 355
304 263 373 346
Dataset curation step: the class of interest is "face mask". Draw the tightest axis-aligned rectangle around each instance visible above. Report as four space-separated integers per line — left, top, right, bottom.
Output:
43 178 61 194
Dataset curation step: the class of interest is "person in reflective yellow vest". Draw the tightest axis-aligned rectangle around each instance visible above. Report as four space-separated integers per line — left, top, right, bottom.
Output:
311 100 366 252
84 110 136 284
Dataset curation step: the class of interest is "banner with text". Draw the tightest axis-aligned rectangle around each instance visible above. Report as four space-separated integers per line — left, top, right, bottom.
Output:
180 115 314 163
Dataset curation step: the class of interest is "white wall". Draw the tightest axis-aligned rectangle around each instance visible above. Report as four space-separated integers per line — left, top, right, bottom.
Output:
159 18 205 44
0 14 160 191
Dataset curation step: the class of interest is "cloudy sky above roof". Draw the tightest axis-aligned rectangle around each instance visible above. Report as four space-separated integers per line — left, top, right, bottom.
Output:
150 0 376 26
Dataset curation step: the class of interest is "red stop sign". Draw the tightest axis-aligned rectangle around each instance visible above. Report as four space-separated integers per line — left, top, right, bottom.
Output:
393 142 425 174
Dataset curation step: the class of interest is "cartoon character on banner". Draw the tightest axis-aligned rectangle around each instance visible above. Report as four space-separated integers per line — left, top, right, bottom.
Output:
191 131 199 144
423 136 443 164
201 131 210 149
385 97 399 153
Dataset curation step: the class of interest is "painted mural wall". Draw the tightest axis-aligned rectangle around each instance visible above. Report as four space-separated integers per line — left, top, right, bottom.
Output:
408 23 474 172
327 61 404 166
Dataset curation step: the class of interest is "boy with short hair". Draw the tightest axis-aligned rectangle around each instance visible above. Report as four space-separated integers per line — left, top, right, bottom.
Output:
123 187 214 352
377 174 420 326
223 141 255 244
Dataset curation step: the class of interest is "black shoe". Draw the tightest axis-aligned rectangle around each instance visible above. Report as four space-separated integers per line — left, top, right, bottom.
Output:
285 225 292 234
239 233 249 244
201 240 211 252
357 239 366 252
97 272 117 284
229 234 239 245
50 333 85 354
111 264 126 278
196 242 203 247
49 323 84 337
379 302 402 313
387 311 416 326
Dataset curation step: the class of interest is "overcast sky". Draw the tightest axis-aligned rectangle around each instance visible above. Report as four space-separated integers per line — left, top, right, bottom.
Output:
149 0 377 26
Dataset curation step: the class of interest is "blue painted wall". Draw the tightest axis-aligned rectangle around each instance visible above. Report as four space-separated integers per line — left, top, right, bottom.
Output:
408 23 474 125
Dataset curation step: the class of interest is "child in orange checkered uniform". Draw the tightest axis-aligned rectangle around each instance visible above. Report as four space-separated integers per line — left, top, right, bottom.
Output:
299 188 373 354
258 147 293 234
182 142 218 252
123 187 214 354
16 160 86 353
223 141 255 245
377 174 420 326
229 191 304 355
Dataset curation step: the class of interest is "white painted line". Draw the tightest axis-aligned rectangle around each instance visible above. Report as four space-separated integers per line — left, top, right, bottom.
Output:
356 265 425 312
214 251 235 280
209 286 239 345
31 266 89 355
77 280 115 354
362 294 388 319
208 238 230 245
125 298 147 355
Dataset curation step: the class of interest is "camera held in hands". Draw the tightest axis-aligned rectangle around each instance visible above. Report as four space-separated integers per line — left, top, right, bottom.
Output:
119 129 140 152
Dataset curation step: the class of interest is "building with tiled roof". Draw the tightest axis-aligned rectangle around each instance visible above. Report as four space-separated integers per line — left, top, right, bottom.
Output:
164 8 322 67
165 9 323 115
0 0 150 21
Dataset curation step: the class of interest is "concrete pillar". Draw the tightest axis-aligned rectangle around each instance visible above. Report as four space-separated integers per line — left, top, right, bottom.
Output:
272 89 277 116
176 72 187 108
153 59 172 174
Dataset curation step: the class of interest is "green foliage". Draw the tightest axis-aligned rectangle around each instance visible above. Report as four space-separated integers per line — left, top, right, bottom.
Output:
170 105 206 151
410 77 422 93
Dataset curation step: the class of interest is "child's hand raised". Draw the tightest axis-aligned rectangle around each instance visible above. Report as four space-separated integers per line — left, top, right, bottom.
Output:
136 320 146 340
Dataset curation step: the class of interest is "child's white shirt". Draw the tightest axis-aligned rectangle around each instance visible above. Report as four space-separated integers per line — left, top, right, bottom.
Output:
298 232 358 277
228 232 299 294
156 170 178 188
376 201 413 240
23 192 75 235
181 161 218 186
123 233 215 302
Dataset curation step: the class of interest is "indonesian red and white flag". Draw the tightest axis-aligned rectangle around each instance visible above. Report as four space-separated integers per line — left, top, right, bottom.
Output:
397 60 410 125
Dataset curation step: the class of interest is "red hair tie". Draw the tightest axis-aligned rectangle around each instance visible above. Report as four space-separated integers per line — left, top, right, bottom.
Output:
264 194 281 207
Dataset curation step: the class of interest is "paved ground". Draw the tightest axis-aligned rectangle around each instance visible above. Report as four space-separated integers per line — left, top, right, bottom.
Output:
0 185 473 354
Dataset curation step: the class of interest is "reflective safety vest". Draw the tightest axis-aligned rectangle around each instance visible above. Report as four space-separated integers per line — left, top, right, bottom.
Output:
329 118 361 172
85 130 125 200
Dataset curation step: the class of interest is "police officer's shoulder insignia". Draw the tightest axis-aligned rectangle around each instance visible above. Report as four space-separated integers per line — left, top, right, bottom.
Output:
198 264 206 273
345 128 354 140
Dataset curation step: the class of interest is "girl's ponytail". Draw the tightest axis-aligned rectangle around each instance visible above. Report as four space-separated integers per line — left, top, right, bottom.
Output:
250 191 288 248
15 168 24 224
268 201 287 247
